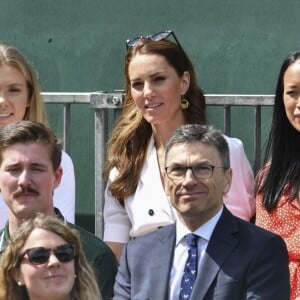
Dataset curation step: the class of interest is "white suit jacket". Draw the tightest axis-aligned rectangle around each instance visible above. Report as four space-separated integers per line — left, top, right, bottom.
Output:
104 135 254 243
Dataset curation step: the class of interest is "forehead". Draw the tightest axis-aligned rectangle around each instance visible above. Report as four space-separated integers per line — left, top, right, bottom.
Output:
0 63 26 84
22 228 67 250
284 60 300 82
128 53 173 76
0 142 52 166
166 142 221 164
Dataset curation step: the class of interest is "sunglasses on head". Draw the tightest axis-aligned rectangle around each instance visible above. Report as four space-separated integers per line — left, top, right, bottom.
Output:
126 30 182 50
20 243 75 265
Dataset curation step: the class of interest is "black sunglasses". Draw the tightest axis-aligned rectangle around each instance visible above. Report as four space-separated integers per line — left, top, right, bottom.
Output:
126 30 182 50
20 243 75 265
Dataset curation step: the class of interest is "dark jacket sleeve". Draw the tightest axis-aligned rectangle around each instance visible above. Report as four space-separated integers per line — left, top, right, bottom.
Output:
73 224 118 300
245 234 290 299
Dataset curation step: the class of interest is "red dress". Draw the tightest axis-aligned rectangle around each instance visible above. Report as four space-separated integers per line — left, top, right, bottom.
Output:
256 165 300 300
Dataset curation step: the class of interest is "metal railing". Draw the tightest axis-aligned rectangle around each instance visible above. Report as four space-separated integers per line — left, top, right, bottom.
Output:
42 92 274 237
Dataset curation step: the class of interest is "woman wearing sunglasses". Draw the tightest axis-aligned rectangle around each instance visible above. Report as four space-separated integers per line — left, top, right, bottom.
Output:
103 30 255 260
0 214 101 300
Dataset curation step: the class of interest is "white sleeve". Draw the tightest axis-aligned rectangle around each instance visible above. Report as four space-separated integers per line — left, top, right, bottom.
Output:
224 136 255 221
103 169 131 243
0 195 8 228
53 150 76 223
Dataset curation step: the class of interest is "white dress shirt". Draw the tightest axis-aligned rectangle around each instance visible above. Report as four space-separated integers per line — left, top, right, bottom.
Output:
169 207 223 300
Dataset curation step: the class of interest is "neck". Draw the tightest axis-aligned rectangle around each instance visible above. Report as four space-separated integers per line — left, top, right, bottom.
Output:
7 218 20 237
29 293 71 300
7 208 56 236
177 205 223 231
152 120 184 149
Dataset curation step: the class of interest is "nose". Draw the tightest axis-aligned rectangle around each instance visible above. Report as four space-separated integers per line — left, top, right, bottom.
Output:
47 253 61 267
143 82 155 98
0 94 7 104
18 170 32 186
182 169 197 185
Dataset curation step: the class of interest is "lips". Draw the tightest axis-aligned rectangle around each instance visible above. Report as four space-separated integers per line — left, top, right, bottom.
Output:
177 190 205 197
16 193 38 198
145 103 162 109
44 274 66 281
0 112 13 118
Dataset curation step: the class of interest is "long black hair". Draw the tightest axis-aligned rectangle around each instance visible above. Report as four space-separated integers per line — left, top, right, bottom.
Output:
257 50 300 210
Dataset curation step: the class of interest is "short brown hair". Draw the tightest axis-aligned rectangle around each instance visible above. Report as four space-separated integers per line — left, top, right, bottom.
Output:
0 121 62 171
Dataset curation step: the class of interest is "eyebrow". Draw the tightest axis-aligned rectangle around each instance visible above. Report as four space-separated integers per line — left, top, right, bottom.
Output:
285 85 300 89
168 160 211 166
6 82 26 87
4 162 48 169
130 71 165 82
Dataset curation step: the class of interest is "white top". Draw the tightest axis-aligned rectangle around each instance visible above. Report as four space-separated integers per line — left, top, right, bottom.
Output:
0 150 75 227
169 207 223 300
103 135 255 243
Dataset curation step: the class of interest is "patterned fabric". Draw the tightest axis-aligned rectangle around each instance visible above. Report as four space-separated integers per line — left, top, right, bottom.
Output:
256 165 300 300
179 234 199 300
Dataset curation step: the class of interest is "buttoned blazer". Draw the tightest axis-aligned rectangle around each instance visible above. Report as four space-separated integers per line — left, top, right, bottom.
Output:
114 206 290 300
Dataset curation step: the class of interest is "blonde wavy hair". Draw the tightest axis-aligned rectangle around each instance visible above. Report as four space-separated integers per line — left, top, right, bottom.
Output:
0 44 48 125
0 214 101 300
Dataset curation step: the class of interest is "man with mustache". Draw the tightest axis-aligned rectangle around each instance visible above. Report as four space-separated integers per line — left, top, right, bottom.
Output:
114 124 290 300
0 121 117 300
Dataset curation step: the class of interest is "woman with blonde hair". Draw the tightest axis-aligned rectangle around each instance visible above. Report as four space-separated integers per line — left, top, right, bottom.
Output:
0 213 101 300
0 44 75 225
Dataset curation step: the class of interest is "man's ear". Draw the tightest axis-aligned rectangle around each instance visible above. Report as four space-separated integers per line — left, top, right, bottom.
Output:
163 172 170 196
223 168 232 195
10 268 24 286
53 166 63 189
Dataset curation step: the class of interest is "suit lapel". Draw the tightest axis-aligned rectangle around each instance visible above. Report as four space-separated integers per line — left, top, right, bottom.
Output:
149 225 176 300
190 207 239 299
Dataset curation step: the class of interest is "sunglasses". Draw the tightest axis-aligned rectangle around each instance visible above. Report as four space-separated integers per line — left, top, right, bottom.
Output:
126 30 182 50
20 243 75 265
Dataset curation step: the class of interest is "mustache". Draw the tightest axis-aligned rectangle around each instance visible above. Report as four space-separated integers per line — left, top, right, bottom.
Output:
13 187 39 197
176 187 202 196
176 188 190 196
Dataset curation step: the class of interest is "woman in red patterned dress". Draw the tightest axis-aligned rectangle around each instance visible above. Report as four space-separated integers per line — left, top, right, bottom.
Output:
256 50 300 300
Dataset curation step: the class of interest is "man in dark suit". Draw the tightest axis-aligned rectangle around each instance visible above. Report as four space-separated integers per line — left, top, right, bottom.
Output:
114 124 290 300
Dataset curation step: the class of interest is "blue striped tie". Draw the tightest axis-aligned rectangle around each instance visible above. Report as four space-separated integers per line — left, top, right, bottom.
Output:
179 234 199 300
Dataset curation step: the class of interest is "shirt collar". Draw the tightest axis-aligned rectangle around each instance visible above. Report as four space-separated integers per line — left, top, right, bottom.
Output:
175 206 223 246
0 208 65 254
0 222 10 253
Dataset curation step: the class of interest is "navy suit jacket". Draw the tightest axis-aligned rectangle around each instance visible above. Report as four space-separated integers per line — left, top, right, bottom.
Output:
114 206 290 300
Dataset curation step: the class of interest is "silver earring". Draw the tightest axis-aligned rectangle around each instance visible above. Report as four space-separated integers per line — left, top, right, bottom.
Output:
181 97 189 110
17 282 23 286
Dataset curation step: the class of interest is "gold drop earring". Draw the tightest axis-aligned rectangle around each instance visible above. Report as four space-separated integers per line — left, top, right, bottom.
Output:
181 96 189 110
